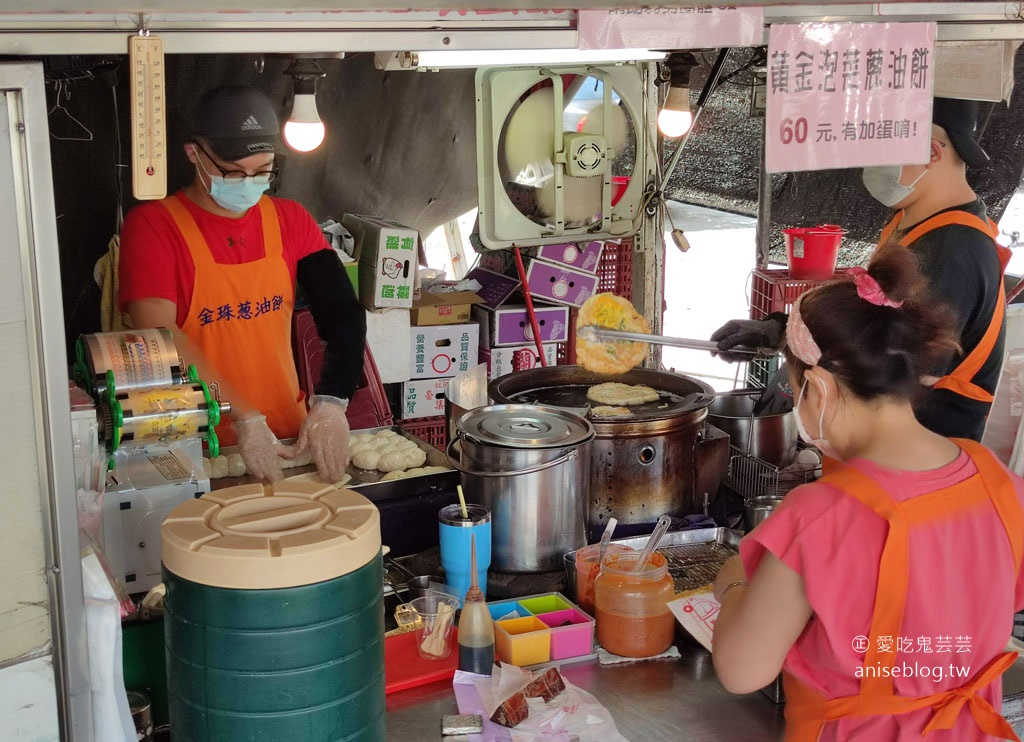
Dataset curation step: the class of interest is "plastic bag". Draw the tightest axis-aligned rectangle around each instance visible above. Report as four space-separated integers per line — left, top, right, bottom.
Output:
453 665 629 742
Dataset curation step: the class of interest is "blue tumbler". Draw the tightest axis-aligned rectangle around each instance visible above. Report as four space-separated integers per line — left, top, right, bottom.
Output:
438 504 491 606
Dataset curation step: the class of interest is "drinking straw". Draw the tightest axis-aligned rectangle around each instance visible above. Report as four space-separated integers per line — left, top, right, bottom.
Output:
457 484 469 520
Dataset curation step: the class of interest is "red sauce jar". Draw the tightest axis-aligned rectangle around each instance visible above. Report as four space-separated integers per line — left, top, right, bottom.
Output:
594 550 675 658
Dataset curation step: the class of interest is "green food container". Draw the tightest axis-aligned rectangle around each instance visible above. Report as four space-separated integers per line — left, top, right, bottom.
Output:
162 482 385 741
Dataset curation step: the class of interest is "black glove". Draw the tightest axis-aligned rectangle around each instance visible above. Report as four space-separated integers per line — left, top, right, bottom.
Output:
710 313 788 363
752 363 794 416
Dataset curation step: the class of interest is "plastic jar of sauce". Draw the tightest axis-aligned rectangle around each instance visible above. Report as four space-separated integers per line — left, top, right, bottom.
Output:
574 543 632 616
594 550 675 657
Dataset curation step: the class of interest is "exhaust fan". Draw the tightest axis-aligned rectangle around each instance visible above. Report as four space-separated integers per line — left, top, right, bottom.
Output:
476 64 647 250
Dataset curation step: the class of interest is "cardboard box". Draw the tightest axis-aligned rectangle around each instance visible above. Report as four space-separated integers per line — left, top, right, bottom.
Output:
535 241 604 274
401 377 451 419
525 259 600 308
465 266 521 310
343 213 418 310
411 323 480 380
474 304 570 349
481 344 559 379
410 291 483 326
365 308 411 384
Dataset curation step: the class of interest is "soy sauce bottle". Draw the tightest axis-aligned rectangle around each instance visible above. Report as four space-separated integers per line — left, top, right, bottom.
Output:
458 534 494 675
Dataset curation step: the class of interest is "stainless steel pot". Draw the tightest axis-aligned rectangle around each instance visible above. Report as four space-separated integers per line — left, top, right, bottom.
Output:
744 495 784 532
488 366 717 530
708 389 797 467
446 404 593 573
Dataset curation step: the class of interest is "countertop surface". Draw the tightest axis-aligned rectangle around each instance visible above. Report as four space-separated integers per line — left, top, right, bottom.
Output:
385 638 786 741
385 637 1024 741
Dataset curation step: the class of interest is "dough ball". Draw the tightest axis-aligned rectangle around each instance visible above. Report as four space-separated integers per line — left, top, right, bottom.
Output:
377 451 409 473
226 453 246 477
202 457 213 479
422 465 450 475
374 429 399 439
380 470 408 482
377 444 400 457
403 448 427 469
210 456 229 479
350 433 372 445
280 448 312 469
352 449 382 470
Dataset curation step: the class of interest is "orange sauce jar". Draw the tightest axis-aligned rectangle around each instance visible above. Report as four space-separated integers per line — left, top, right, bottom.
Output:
594 550 675 658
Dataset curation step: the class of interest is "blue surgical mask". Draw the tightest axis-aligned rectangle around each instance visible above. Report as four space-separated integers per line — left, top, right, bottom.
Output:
861 165 928 208
195 157 269 213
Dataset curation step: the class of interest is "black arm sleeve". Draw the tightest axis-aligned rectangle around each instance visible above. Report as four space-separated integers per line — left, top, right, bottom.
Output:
296 249 366 400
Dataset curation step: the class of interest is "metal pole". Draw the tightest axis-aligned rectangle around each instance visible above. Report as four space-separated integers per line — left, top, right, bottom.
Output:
755 118 772 269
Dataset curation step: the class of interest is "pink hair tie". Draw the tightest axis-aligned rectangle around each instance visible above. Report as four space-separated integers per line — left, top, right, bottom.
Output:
848 266 903 308
787 295 822 366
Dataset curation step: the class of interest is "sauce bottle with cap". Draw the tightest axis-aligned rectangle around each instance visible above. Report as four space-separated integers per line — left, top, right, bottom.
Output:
457 534 494 674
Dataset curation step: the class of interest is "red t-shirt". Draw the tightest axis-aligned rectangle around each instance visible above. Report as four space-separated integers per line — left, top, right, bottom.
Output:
118 191 328 327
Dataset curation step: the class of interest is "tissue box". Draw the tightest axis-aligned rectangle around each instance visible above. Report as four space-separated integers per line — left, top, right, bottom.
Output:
474 304 570 349
535 241 604 274
343 213 418 310
410 323 480 379
401 377 450 419
410 291 483 326
524 259 599 308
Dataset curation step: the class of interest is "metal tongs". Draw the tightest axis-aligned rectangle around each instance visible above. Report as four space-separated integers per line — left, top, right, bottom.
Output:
576 325 778 357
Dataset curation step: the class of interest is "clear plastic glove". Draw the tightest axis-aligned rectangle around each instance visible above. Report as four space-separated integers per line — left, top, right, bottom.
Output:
710 315 787 363
235 415 285 483
292 395 350 483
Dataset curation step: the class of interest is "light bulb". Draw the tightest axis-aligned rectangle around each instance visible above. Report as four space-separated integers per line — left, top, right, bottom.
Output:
284 93 325 152
658 86 693 139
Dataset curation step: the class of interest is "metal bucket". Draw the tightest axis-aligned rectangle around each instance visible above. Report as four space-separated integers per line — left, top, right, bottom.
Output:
446 404 593 573
708 389 797 467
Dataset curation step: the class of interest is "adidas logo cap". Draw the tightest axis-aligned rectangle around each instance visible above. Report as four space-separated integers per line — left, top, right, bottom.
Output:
190 85 283 161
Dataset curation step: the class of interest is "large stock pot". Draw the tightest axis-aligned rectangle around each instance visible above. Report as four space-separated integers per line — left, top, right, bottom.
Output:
488 366 717 531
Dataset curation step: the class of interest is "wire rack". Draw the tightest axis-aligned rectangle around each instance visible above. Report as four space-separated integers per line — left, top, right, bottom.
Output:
726 445 818 502
659 542 739 592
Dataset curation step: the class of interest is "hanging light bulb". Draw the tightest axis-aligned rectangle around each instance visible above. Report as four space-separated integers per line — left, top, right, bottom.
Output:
284 59 326 152
658 52 699 139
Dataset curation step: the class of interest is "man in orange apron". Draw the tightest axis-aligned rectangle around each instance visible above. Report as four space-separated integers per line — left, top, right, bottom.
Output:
713 98 1007 443
119 86 366 482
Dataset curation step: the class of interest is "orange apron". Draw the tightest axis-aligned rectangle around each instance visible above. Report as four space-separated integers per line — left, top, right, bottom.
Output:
879 210 1010 404
783 439 1023 741
163 195 306 446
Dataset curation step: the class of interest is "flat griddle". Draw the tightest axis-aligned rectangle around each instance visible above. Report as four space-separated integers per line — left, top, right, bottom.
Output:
489 366 716 423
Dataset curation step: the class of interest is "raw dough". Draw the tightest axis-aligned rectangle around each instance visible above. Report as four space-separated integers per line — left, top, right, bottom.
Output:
210 455 229 479
226 453 246 477
403 448 427 468
352 449 382 470
586 382 660 407
576 293 651 375
378 451 409 473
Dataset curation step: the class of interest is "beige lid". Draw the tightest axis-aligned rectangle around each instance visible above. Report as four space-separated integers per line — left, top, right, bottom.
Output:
161 481 380 589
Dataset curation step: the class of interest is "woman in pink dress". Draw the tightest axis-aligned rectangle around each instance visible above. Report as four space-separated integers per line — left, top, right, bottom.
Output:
712 243 1024 741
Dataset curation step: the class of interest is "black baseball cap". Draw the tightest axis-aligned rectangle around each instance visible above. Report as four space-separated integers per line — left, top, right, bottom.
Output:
932 97 990 168
190 85 282 162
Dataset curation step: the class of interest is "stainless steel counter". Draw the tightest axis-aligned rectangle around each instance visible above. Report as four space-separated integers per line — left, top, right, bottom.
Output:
385 638 787 741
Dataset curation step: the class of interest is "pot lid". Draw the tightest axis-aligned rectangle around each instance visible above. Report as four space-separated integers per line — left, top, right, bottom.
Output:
458 404 594 449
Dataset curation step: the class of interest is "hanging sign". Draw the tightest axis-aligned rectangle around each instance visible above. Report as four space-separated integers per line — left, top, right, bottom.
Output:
578 6 764 50
765 22 936 174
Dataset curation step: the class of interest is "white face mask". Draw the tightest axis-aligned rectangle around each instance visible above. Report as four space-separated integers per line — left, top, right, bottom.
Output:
861 165 928 208
794 378 837 459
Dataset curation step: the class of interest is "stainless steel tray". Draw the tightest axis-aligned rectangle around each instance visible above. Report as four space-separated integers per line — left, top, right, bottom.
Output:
564 527 742 595
210 425 457 501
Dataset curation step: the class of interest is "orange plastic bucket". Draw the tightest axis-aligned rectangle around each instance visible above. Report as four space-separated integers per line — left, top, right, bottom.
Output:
783 225 846 280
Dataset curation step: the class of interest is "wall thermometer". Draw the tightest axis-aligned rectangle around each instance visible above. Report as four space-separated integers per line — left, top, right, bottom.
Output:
129 34 167 200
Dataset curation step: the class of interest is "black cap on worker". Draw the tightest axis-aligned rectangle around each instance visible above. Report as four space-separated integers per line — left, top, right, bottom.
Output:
932 97 990 169
190 85 283 162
